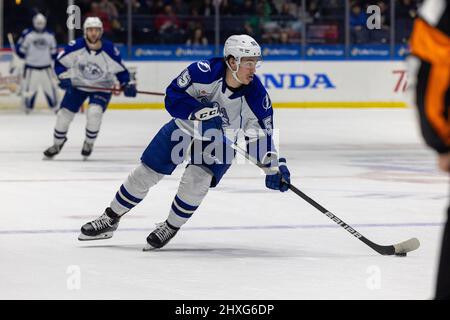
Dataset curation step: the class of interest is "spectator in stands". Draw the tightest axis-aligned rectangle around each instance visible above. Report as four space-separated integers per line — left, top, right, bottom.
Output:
247 1 274 40
99 0 120 31
124 0 143 14
154 4 184 44
265 0 279 16
278 30 290 44
186 27 209 45
173 0 189 16
77 0 92 15
85 2 113 38
186 6 204 32
199 0 215 17
241 0 256 16
243 21 257 39
308 0 322 22
145 0 165 14
396 0 418 43
99 0 119 18
377 1 391 28
220 0 235 16
397 0 418 18
276 2 302 43
320 0 344 17
368 1 391 43
350 3 368 43
277 2 298 28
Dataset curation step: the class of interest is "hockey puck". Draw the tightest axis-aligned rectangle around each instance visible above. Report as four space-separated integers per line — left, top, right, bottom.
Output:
395 252 407 257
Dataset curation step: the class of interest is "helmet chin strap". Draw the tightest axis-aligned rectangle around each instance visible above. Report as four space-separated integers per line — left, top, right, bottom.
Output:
225 60 245 85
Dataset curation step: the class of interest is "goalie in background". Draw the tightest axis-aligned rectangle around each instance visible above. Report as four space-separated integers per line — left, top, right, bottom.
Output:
409 0 450 300
15 13 59 114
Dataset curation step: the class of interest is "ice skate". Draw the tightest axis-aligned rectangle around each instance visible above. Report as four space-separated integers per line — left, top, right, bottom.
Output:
78 207 121 241
143 221 179 251
43 137 67 159
81 140 94 159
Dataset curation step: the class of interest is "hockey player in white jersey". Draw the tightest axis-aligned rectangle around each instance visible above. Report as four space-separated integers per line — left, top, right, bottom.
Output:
16 13 58 113
43 17 137 159
78 35 291 249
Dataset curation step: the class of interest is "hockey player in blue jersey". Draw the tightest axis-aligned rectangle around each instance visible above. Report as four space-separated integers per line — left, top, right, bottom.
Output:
43 17 137 159
78 35 291 249
16 13 58 113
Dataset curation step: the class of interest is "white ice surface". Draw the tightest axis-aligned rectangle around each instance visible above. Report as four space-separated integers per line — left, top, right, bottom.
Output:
0 108 447 300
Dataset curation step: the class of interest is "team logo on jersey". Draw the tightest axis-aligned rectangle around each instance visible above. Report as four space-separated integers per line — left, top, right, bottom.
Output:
114 46 121 56
33 38 48 50
177 69 191 88
68 40 76 46
262 116 273 135
79 62 104 80
262 94 272 110
197 61 211 73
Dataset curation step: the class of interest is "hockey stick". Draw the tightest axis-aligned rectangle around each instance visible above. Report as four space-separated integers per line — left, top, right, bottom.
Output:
73 85 165 96
229 141 420 256
7 33 16 52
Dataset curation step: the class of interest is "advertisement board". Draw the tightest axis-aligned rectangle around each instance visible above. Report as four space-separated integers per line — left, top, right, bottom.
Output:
0 52 408 110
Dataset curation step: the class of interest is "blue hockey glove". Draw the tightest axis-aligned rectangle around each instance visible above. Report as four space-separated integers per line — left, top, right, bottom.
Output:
59 78 72 93
123 83 137 97
265 158 291 192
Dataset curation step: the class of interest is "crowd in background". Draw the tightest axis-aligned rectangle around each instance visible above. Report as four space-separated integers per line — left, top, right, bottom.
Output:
4 0 421 46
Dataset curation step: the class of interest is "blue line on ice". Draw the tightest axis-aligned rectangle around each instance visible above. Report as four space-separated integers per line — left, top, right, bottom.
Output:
0 222 443 235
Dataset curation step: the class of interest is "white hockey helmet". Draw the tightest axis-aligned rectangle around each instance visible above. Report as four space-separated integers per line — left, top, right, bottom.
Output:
83 17 103 38
32 13 47 31
223 34 262 64
223 34 262 84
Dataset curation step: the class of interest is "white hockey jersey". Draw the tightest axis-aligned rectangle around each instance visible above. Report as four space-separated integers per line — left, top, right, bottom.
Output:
54 37 130 92
165 58 276 161
16 28 57 68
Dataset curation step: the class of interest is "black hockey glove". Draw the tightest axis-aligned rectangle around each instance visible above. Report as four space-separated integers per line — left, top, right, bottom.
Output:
123 83 137 97
59 78 72 94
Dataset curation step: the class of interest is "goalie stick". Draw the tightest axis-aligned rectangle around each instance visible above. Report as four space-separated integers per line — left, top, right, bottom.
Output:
7 33 17 52
230 141 420 256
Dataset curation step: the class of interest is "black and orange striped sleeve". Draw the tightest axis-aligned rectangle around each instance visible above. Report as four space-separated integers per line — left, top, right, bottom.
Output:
410 0 450 154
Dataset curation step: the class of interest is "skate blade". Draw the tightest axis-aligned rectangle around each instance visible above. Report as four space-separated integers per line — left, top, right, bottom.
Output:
78 232 113 241
142 243 158 251
42 156 54 161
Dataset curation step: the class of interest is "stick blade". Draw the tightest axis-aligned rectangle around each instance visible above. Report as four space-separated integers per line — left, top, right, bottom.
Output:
393 237 420 254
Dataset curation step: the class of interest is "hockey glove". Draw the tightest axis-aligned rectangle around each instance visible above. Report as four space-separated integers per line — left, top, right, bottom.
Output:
123 83 137 97
59 78 72 94
265 158 291 192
